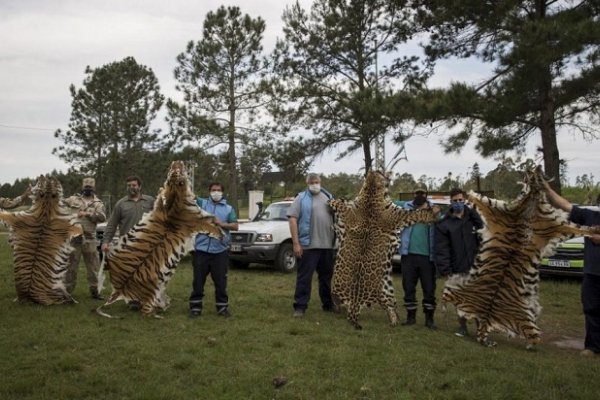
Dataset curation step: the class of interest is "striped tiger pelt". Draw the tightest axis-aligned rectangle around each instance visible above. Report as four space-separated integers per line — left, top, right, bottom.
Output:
443 165 600 349
329 170 437 329
0 175 82 305
97 161 223 318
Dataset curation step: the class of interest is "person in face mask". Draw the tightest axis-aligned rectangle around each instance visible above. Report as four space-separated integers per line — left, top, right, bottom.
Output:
101 176 154 253
287 172 336 318
63 177 107 299
433 187 484 337
100 175 154 309
398 183 440 329
0 185 31 209
189 182 239 318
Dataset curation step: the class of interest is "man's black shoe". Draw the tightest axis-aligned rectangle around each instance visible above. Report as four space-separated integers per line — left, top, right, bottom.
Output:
189 309 202 318
217 309 231 318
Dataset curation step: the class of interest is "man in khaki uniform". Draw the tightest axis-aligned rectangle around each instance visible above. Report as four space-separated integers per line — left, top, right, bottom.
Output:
64 177 106 299
0 186 31 209
2 186 32 248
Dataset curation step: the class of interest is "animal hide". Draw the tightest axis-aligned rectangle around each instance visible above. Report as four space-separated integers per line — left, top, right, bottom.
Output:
0 175 82 304
329 170 437 329
443 165 600 348
97 161 224 317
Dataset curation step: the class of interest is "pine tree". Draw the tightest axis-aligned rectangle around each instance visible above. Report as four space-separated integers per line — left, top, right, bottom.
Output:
168 6 276 212
414 0 600 192
53 57 164 197
274 0 429 172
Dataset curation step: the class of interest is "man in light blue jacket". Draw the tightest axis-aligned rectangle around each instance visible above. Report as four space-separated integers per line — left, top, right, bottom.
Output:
189 182 238 318
287 173 335 317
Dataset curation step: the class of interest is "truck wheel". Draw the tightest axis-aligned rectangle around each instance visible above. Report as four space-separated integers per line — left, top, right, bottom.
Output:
275 243 297 273
230 259 250 269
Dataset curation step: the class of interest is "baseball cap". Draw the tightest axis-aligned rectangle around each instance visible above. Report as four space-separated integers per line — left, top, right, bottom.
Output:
414 182 428 193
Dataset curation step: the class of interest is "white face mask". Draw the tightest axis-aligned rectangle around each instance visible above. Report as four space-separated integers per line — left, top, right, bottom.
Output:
308 184 321 194
210 191 223 202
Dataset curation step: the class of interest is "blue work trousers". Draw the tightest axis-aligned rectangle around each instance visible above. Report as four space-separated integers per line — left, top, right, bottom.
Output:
293 248 334 311
189 250 229 313
401 254 436 311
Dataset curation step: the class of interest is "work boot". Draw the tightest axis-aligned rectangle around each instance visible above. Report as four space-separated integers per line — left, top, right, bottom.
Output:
90 287 104 301
424 309 437 330
401 309 416 326
217 308 232 318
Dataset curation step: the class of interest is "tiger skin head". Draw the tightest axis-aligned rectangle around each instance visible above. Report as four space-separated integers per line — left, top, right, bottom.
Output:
31 175 64 216
518 165 546 204
158 161 193 214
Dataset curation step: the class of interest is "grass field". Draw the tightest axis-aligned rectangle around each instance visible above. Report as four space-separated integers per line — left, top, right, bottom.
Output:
0 237 599 400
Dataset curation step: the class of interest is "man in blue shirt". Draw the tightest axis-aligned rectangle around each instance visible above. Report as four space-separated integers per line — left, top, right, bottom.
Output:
189 182 239 318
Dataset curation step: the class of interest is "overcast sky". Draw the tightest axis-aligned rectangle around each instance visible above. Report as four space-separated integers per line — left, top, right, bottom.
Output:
1 0 599 187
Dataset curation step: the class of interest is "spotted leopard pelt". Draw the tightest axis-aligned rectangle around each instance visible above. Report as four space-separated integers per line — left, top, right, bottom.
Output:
443 165 600 348
329 170 437 329
0 175 82 305
96 161 223 318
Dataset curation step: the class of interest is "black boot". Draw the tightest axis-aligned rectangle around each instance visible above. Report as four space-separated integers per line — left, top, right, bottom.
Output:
425 309 437 330
90 287 104 300
401 309 416 326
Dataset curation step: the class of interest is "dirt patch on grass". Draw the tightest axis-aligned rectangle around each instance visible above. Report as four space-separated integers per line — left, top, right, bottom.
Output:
544 332 584 350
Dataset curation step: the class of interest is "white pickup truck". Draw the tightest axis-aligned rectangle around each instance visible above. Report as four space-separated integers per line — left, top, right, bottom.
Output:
228 200 297 273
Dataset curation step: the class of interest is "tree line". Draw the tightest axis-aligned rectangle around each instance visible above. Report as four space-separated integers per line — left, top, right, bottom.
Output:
3 156 598 212
5 1 600 211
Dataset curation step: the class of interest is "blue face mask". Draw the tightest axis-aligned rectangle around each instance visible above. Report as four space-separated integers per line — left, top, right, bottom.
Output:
451 202 465 212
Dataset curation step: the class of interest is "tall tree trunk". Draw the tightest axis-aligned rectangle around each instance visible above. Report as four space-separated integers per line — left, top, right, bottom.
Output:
540 94 560 193
536 1 561 194
228 117 238 214
228 72 238 214
539 63 561 193
362 132 373 173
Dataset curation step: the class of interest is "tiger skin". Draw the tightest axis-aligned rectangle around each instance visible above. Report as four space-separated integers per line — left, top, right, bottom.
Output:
97 161 224 318
0 175 82 305
443 165 600 348
329 170 438 329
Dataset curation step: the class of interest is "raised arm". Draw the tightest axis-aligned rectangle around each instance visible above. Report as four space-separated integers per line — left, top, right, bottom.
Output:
542 179 573 213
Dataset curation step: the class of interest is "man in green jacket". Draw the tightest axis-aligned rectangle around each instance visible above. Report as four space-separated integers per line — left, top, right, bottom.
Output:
101 175 154 252
101 175 154 310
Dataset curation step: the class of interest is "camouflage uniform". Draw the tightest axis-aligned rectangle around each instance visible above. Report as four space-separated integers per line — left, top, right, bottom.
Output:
63 178 106 298
2 189 30 247
0 195 26 209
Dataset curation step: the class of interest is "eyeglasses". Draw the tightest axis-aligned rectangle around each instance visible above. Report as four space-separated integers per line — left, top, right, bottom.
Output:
451 199 465 203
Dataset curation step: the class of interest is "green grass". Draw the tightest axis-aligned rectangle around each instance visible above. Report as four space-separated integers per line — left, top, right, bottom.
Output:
1 237 599 400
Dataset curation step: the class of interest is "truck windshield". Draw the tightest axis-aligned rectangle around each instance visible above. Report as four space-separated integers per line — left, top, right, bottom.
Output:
260 203 290 221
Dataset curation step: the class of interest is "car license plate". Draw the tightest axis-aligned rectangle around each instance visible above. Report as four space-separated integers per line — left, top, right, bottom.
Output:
548 259 570 268
230 244 242 252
